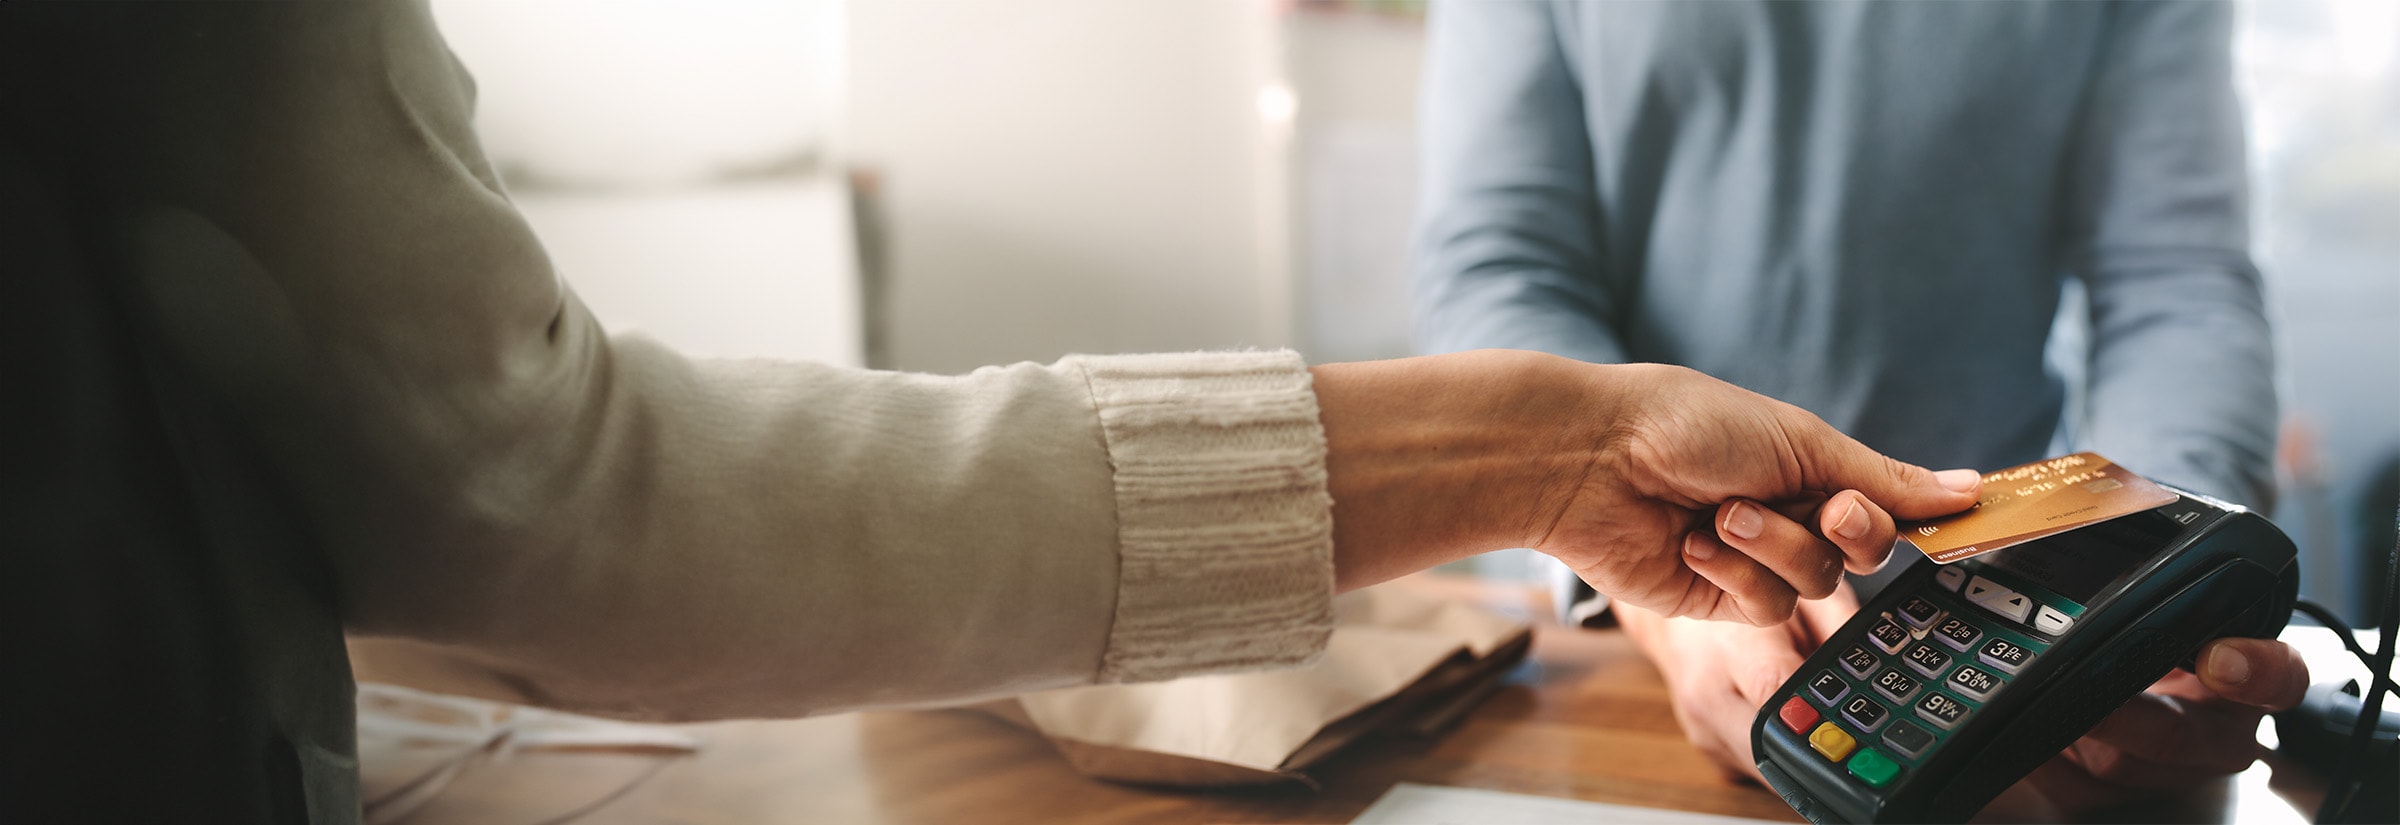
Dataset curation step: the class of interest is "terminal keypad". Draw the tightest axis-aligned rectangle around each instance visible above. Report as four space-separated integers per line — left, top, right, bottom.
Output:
1777 563 2070 794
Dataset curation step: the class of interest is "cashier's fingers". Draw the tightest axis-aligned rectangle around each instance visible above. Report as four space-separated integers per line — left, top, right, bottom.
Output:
1712 498 1845 600
1676 529 1802 625
2055 640 2311 789
2065 691 2266 788
1816 490 1898 574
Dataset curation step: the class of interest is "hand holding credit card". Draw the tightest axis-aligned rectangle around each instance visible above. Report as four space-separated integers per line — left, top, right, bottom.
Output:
1899 452 2176 564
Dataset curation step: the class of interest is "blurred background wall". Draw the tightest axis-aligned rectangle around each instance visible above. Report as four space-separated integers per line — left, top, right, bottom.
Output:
846 0 1291 372
431 0 2395 617
431 0 861 365
2239 1 2400 620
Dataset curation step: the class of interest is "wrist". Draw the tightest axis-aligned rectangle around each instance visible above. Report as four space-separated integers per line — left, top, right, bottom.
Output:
1312 350 1617 590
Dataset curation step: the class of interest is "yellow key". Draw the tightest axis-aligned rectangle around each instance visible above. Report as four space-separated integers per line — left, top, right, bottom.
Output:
1809 722 1857 762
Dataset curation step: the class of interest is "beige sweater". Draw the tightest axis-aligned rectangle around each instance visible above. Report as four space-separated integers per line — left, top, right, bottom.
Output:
106 1 1336 722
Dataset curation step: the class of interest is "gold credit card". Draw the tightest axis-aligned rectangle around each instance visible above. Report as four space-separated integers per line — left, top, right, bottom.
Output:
1901 453 2178 564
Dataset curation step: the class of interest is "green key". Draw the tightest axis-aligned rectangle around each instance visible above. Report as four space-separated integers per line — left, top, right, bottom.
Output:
1848 747 1901 787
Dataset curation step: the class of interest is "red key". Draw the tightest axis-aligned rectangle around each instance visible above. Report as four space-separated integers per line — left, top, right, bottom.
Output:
1779 695 1820 734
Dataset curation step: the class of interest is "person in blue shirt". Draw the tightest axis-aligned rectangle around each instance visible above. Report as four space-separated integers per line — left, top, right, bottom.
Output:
1415 1 2303 813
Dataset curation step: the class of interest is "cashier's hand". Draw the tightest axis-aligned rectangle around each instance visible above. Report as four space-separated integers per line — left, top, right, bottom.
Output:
1617 582 1861 780
1623 592 2309 812
1979 637 2311 820
1314 352 1981 624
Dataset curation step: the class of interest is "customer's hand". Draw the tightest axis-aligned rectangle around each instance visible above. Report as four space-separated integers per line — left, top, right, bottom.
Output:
1531 363 1983 624
1312 351 1979 624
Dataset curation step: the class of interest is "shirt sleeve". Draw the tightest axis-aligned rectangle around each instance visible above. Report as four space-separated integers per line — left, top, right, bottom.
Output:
1413 0 1628 364
2056 1 2278 509
67 2 1334 721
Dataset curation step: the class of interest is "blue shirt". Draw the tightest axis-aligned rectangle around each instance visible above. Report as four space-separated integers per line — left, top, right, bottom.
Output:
1414 0 2276 507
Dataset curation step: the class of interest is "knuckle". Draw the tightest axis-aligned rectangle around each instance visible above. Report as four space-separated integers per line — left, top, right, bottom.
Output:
1799 554 1842 598
1882 455 1922 489
1666 579 1717 621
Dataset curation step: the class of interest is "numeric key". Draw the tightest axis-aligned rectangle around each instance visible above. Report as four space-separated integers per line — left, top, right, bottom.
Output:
1872 667 1922 703
1897 596 1941 629
1903 643 1951 678
1867 617 1911 654
1839 645 1879 678
1841 695 1889 731
1916 692 1967 729
1935 617 1982 651
1979 638 2033 675
1948 665 2001 701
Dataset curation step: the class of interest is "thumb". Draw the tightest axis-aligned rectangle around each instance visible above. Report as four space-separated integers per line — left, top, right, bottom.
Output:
1735 639 1810 710
1784 412 1981 520
2198 638 2311 711
1727 642 1809 783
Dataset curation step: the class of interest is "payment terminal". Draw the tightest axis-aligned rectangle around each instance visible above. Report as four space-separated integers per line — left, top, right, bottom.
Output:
1752 486 2299 823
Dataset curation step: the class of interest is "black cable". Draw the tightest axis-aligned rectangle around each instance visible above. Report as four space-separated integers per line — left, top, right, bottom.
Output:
2292 599 2399 697
2313 506 2399 824
2295 600 2381 668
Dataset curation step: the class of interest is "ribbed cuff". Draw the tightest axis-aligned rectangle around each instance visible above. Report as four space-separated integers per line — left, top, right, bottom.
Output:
1066 350 1335 683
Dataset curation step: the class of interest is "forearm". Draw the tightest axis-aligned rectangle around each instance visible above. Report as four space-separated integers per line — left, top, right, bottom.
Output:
326 343 1334 720
2063 2 2272 508
1415 0 1622 364
2081 260 2277 509
103 2 1341 720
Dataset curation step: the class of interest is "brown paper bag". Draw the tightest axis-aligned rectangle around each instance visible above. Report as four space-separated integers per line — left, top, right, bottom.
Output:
977 583 1534 787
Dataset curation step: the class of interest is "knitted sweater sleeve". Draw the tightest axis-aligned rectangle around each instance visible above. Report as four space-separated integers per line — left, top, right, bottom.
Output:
93 2 1334 720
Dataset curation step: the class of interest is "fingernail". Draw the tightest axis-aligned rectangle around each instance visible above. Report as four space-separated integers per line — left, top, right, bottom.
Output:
1935 469 1981 493
1724 501 1764 541
2206 644 2252 685
1834 498 1869 540
1683 532 1717 561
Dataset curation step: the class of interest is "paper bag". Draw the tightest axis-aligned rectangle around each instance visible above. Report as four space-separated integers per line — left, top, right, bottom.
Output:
979 583 1534 787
